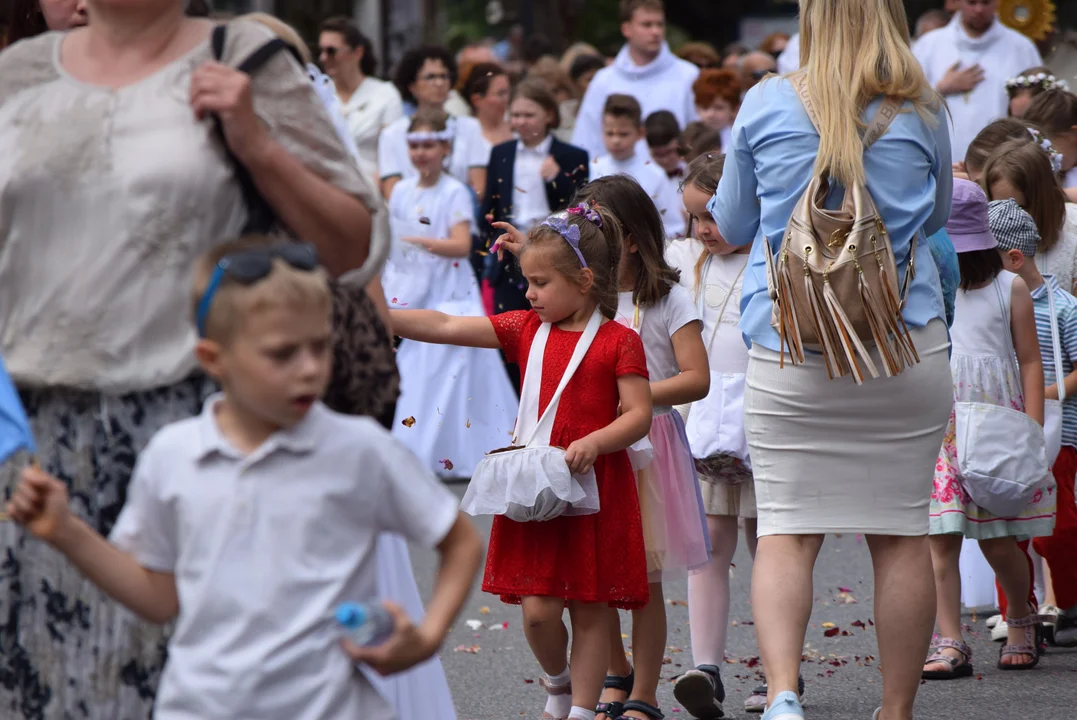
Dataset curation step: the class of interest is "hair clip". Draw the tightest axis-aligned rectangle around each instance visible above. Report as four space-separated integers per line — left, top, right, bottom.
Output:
406 129 454 143
540 213 588 268
566 202 603 228
1027 127 1064 175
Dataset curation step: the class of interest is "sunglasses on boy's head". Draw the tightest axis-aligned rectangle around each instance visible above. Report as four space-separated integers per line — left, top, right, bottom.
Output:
195 243 320 338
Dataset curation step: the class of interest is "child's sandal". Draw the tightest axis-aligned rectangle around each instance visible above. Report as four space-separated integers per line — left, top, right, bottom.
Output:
616 700 665 720
997 612 1043 671
596 672 634 720
921 637 973 679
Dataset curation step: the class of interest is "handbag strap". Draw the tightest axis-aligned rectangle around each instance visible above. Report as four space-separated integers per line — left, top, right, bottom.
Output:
1045 280 1067 402
791 73 903 151
993 275 1024 385
210 24 304 235
514 311 602 447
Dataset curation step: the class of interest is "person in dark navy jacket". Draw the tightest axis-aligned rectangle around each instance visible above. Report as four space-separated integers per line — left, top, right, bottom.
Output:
481 80 590 320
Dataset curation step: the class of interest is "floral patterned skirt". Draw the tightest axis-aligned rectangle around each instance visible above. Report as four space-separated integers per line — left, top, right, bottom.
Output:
0 375 215 720
930 407 1057 540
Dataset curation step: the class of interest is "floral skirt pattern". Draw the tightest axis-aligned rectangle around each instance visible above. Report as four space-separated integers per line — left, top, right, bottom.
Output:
930 407 1057 540
0 376 215 720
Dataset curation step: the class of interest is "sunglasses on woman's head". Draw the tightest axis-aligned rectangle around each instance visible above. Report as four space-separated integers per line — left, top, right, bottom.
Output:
195 243 320 338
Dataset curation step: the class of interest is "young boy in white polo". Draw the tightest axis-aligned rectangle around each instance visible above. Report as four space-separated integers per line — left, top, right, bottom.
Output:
9 239 483 720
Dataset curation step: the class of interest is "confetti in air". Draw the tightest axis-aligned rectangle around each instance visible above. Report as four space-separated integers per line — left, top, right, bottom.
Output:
441 458 454 471
419 216 431 225
401 416 416 428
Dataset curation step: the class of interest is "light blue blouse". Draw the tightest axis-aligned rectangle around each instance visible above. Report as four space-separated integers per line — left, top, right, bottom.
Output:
708 77 953 352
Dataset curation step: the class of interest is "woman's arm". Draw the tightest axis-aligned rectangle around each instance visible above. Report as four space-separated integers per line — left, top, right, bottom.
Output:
650 321 710 406
404 221 471 258
564 373 653 475
1011 277 1045 425
389 309 501 348
189 63 370 278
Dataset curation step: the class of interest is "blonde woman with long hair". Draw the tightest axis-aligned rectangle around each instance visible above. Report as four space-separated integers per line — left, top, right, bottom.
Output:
707 1 954 720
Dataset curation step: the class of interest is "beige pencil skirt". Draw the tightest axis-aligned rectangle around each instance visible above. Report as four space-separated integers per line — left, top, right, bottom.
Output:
744 319 953 537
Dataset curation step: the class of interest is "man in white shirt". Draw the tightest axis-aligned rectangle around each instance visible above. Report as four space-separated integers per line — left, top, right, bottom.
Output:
571 0 699 160
593 95 682 238
913 0 1042 162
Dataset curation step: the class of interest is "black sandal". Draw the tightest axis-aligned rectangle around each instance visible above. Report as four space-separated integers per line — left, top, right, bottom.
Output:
616 700 665 720
596 672 634 720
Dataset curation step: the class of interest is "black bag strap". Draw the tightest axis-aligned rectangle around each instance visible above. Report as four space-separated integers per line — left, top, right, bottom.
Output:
210 23 304 235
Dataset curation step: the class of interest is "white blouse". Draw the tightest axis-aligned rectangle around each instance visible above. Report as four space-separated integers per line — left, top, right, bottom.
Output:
0 21 379 393
340 77 404 171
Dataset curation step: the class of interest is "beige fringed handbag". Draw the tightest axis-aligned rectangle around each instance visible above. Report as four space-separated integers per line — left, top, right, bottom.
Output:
765 74 919 384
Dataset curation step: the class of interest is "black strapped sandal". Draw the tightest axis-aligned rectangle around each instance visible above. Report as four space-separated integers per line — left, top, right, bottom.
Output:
595 672 634 720
616 700 665 720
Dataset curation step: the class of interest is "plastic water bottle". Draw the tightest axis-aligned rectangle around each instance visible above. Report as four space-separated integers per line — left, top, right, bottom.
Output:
335 602 394 647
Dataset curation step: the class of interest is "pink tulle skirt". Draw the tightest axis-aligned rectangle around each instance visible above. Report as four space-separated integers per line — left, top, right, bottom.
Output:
636 410 712 580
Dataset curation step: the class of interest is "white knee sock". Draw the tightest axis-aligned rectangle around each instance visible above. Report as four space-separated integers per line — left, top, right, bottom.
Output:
568 708 596 720
544 668 572 718
688 515 740 666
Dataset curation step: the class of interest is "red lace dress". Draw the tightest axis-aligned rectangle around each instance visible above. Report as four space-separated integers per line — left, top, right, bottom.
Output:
482 310 651 608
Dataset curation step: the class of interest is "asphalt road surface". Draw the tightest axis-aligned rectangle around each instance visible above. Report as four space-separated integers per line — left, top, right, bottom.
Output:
410 486 1077 720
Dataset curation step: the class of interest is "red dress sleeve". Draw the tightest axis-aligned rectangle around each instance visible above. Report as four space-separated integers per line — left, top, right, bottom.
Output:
615 327 650 379
490 310 535 364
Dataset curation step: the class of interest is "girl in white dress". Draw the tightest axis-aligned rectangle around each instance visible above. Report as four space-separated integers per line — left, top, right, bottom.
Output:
383 108 518 478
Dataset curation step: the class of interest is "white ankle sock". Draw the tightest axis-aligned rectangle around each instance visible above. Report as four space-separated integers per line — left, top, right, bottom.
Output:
544 668 572 718
568 708 596 720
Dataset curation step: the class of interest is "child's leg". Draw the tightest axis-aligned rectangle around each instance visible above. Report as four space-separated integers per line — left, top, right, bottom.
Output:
622 582 666 718
995 539 1037 619
522 596 572 717
979 537 1036 666
743 517 759 560
923 534 965 673
596 609 633 719
567 600 613 717
688 514 739 666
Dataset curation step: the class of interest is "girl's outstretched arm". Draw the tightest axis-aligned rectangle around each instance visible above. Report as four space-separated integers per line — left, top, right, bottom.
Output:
564 373 652 475
389 310 501 349
650 321 710 407
1011 277 1045 426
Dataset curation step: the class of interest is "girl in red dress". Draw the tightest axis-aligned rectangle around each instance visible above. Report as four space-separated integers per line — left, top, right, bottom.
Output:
390 203 652 720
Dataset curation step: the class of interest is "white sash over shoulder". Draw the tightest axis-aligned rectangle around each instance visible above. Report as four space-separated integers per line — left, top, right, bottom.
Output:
461 312 603 522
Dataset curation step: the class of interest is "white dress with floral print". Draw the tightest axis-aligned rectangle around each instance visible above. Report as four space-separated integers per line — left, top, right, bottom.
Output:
930 271 1057 539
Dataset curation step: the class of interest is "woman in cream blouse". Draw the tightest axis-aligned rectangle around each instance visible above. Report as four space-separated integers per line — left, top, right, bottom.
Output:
0 3 380 718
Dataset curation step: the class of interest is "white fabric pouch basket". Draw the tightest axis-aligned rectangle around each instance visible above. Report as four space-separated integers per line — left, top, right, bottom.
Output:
461 311 602 522
953 277 1051 518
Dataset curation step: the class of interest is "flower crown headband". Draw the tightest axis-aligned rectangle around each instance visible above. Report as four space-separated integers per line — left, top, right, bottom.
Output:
1005 73 1070 93
406 129 454 143
537 203 603 268
1027 127 1064 175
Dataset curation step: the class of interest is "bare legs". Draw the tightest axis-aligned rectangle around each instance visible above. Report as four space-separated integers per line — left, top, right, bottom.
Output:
522 596 610 714
923 534 964 671
599 583 667 719
979 537 1036 665
867 535 937 720
751 534 823 706
753 534 936 720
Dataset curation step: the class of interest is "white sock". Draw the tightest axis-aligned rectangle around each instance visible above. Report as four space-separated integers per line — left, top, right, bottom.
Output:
568 708 596 720
544 668 572 718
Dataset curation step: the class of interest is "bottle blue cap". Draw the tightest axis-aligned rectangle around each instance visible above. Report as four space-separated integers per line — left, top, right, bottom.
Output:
335 602 367 626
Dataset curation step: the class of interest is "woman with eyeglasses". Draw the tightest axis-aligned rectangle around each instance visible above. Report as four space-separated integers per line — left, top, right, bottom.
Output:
378 45 489 201
318 16 404 179
0 1 381 718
